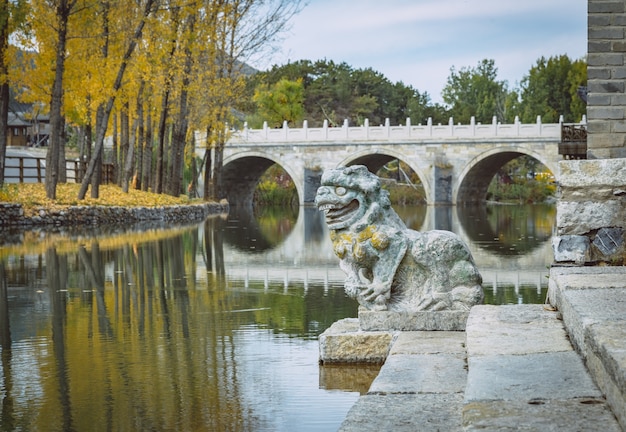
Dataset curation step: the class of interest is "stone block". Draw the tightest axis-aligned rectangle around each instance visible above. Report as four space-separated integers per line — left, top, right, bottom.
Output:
552 235 591 263
556 200 623 235
559 287 626 352
558 159 626 188
339 393 464 432
358 309 469 331
463 399 621 432
369 353 466 394
465 305 572 357
465 351 603 402
584 322 626 429
388 331 466 355
591 227 625 260
318 318 394 364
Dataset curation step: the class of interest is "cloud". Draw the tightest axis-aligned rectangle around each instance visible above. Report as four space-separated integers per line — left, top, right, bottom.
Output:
254 0 587 103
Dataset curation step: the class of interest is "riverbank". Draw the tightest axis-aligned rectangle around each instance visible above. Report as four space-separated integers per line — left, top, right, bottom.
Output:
0 183 229 228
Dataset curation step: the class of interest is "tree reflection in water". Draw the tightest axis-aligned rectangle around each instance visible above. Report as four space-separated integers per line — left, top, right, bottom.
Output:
0 215 359 431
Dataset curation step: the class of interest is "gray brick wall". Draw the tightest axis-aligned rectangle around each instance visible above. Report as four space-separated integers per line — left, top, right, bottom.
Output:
588 0 626 158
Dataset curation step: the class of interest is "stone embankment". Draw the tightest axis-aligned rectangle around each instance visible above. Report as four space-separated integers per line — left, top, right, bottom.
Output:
0 201 228 228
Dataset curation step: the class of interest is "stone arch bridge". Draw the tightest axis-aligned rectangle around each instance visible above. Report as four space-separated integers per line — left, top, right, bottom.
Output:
197 117 583 207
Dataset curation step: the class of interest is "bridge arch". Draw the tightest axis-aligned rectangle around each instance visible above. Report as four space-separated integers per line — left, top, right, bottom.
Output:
455 146 559 205
222 151 304 208
335 148 433 204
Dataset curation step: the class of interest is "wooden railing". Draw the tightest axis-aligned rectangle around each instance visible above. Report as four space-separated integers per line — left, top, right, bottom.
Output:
4 155 115 184
559 123 587 159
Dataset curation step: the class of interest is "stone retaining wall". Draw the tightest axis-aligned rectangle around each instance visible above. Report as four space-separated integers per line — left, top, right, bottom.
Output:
553 159 626 264
0 201 228 228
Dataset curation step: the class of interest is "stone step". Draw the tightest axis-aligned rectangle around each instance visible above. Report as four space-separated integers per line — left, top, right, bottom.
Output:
548 266 626 430
463 304 621 431
338 331 467 431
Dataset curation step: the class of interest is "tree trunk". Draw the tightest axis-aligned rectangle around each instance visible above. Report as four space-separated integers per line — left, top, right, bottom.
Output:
168 13 195 197
155 89 169 194
122 84 142 193
91 104 104 198
46 0 71 200
213 139 224 199
142 111 152 191
0 82 7 187
202 126 212 200
119 104 129 185
0 0 8 186
121 117 137 193
135 87 144 190
58 116 66 183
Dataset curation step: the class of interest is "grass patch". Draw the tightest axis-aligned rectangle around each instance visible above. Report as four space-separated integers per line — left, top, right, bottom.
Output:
0 183 204 216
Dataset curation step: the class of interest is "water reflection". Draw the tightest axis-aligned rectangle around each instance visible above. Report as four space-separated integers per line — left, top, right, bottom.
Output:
1 222 359 431
0 203 557 431
458 204 556 255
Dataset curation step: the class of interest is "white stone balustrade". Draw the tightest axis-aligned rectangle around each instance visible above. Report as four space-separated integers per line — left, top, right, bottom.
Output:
230 115 587 143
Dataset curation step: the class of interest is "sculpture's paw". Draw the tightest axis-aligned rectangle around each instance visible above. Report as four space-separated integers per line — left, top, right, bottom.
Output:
416 293 452 311
361 283 390 303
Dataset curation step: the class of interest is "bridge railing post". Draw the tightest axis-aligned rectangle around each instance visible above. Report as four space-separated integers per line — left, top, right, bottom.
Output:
385 118 390 138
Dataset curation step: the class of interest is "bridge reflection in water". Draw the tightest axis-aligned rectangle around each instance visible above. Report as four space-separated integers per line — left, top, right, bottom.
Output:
218 204 555 305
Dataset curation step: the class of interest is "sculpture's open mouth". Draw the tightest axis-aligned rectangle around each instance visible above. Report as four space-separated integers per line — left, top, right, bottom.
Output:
318 199 359 227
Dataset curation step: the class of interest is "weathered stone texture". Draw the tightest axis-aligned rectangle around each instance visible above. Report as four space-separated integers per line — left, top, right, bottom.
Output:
318 318 394 364
315 165 483 312
553 159 626 264
359 309 469 331
548 266 626 429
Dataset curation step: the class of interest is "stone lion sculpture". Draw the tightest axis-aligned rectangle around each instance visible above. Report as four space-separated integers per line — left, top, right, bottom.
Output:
315 165 483 312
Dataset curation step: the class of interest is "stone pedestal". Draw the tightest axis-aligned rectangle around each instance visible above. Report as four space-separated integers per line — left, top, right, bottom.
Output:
318 309 470 364
318 318 394 365
359 309 469 331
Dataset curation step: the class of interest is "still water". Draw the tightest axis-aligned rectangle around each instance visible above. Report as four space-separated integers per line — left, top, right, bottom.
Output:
0 204 555 431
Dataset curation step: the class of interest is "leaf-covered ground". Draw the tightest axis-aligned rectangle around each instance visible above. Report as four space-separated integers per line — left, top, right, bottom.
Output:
0 183 203 216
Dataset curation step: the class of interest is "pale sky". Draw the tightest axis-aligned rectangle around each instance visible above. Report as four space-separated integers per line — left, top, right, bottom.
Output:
253 0 587 104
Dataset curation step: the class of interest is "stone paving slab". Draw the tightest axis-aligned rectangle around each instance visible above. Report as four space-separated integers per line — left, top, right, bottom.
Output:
369 353 467 394
463 398 622 432
465 351 603 402
388 331 466 355
338 393 463 432
465 305 572 357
